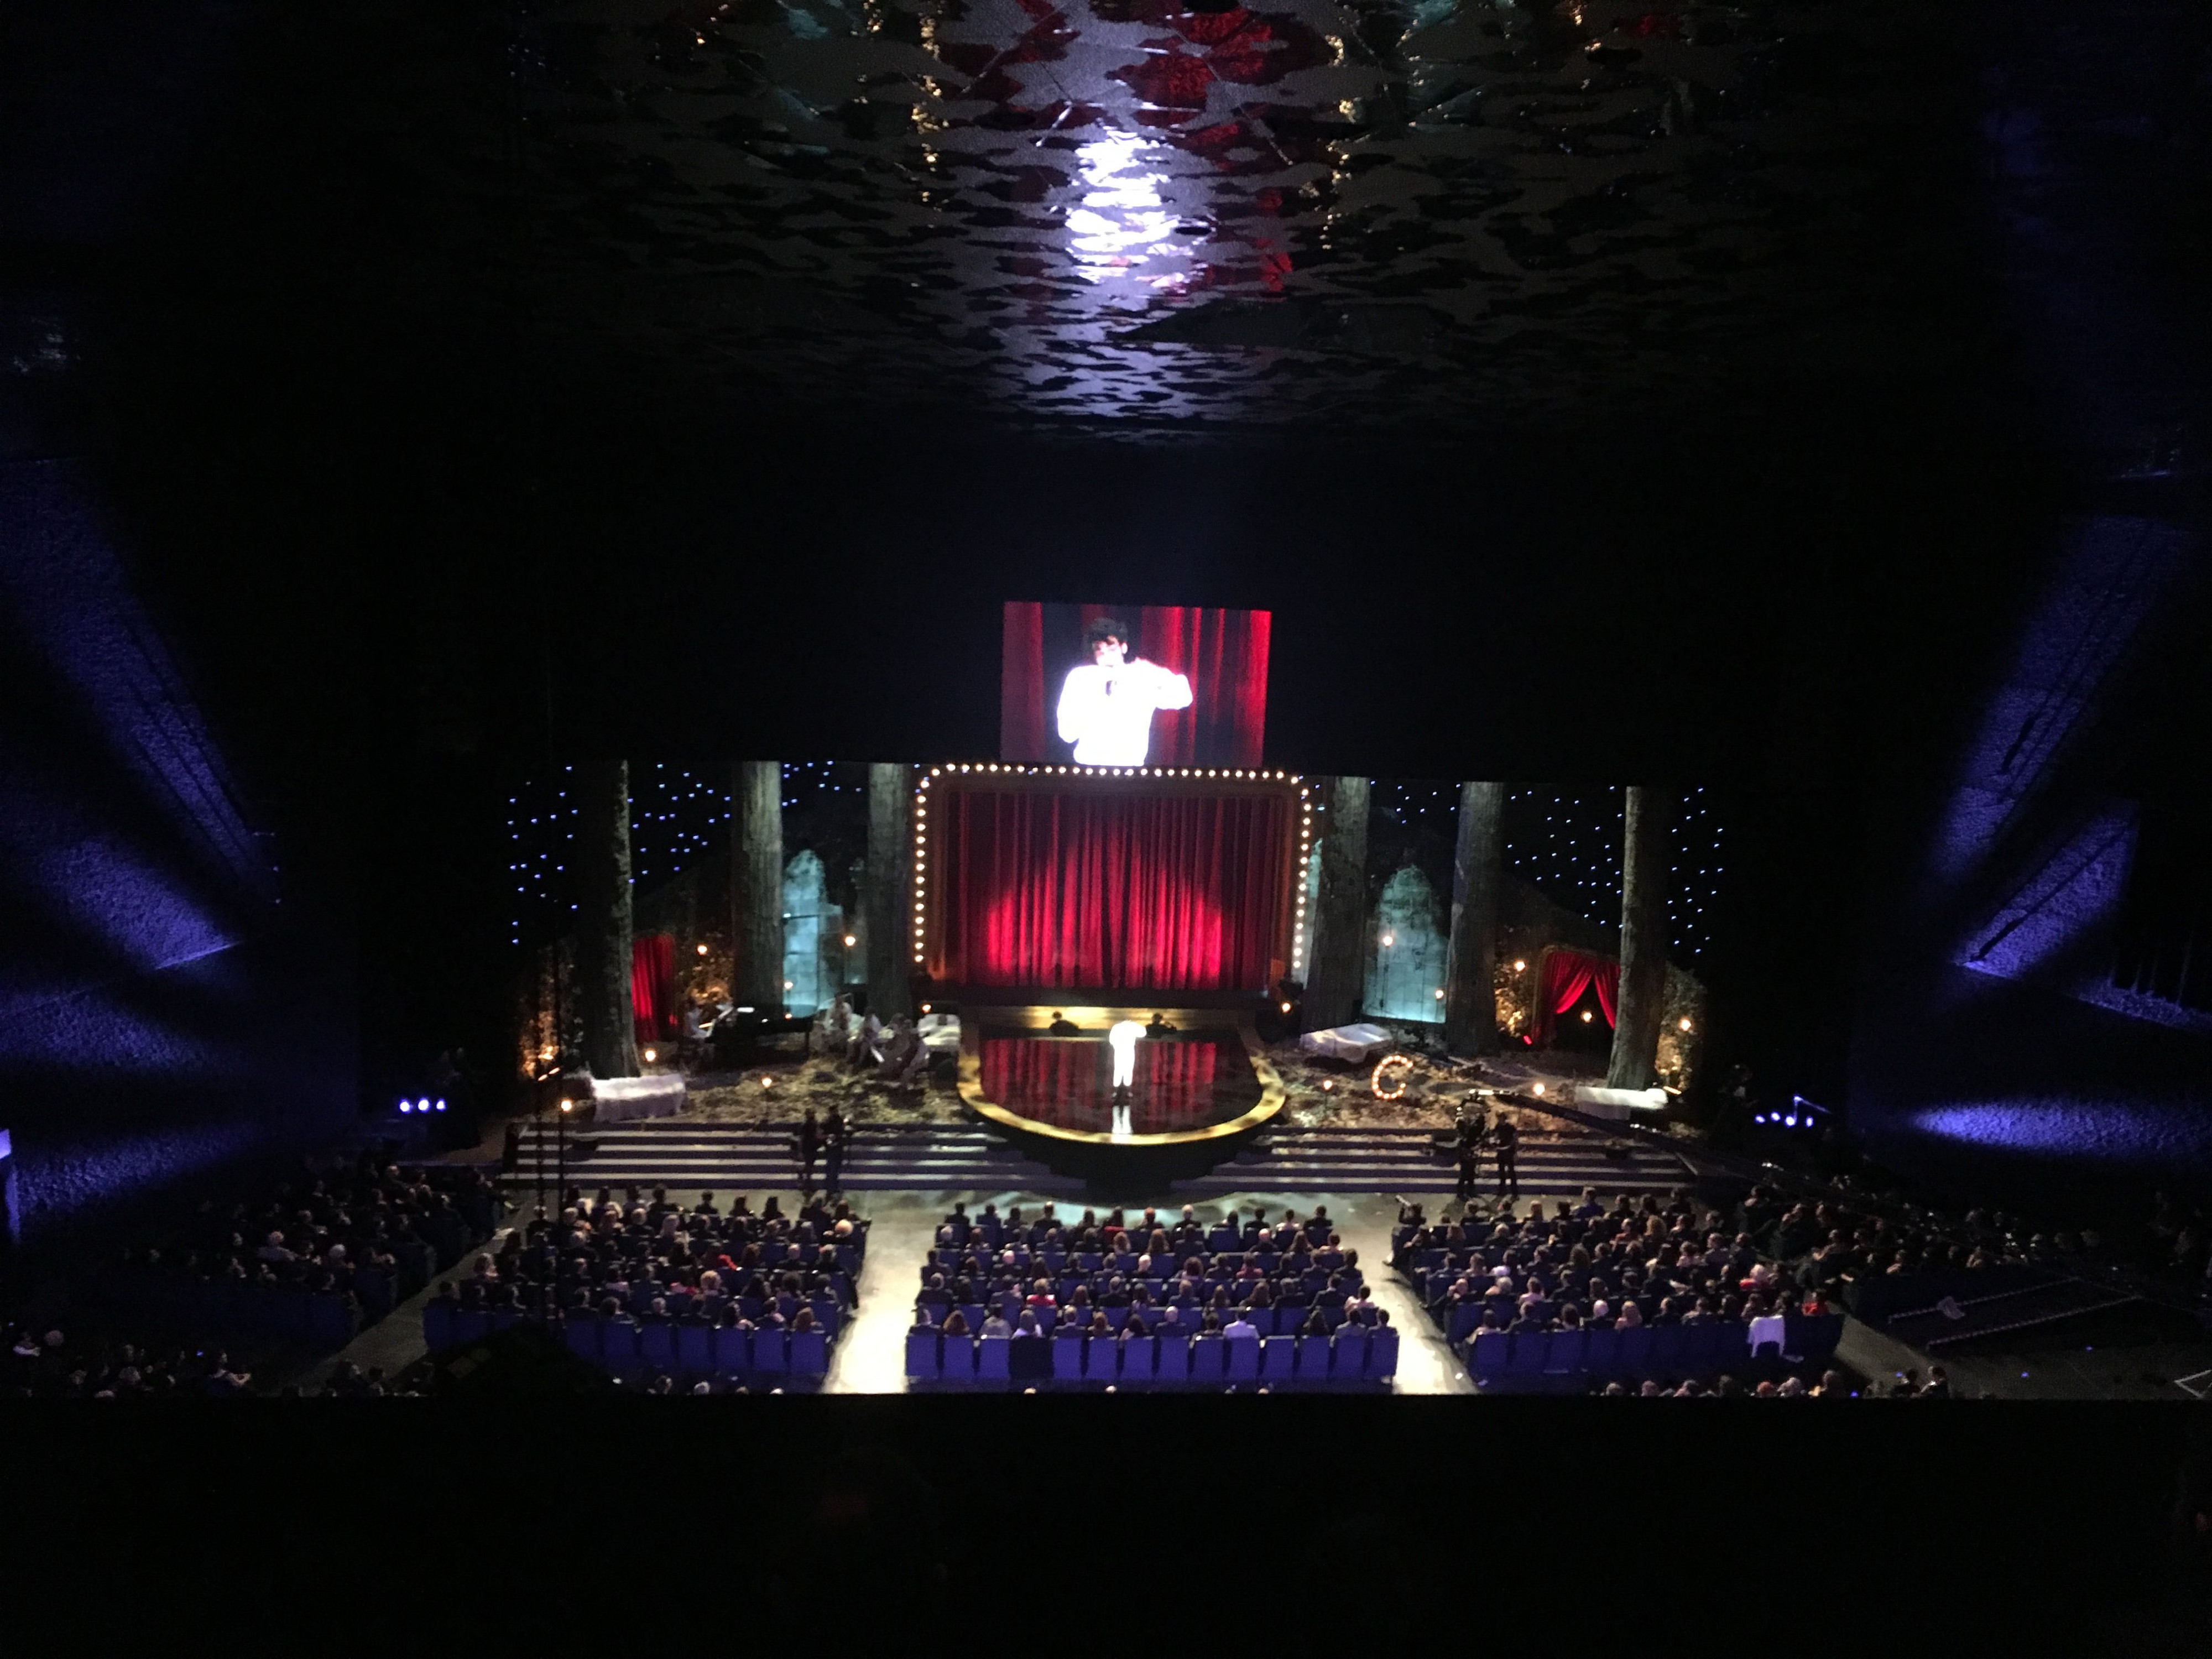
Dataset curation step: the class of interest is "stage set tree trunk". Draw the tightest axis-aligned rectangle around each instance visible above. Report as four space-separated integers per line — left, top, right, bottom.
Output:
1444 780 1505 1055
864 761 912 1020
576 759 639 1080
731 760 785 1011
1305 775 1370 1030
1606 785 1673 1088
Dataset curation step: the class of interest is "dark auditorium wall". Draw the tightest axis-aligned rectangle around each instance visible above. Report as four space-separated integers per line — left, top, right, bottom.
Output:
1843 2 2212 1209
0 460 356 1247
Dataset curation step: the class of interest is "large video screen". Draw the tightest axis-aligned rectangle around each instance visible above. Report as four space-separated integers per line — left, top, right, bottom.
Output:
1000 602 1270 769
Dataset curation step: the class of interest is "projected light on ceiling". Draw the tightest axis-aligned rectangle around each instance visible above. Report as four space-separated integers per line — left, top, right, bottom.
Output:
1067 133 1186 292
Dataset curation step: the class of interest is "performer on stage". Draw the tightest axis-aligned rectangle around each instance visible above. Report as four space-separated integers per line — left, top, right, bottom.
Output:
1107 1018 1146 1092
1056 617 1192 766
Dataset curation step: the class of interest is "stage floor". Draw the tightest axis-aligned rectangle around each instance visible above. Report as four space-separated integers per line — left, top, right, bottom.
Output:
957 1008 1285 1146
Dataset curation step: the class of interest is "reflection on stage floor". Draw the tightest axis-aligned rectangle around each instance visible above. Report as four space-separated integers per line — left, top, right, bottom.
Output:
975 1030 1260 1139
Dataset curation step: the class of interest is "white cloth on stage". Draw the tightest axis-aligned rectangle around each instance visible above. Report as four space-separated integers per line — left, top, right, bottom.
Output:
590 1073 686 1122
1297 1022 1392 1063
1746 1313 1788 1355
1574 1085 1668 1121
1108 1019 1146 1089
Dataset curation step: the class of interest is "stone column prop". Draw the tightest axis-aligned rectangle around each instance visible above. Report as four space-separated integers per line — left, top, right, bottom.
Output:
1444 780 1506 1055
731 760 785 1011
1305 774 1371 1031
864 761 912 1021
1606 785 1673 1089
577 758 640 1081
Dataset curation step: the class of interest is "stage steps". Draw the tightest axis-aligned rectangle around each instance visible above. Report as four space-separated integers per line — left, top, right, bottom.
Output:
507 1120 1693 1198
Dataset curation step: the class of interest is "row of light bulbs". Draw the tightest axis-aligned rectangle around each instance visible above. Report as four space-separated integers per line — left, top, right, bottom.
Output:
908 764 1312 974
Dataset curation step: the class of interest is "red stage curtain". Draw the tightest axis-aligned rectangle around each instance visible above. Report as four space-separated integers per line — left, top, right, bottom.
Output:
934 788 1290 990
1532 947 1620 1042
631 933 677 1046
998 602 1269 766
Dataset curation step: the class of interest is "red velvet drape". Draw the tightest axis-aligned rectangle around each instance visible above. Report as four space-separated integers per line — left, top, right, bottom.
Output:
1532 947 1619 1042
1000 602 1047 763
979 1036 1227 1135
999 602 1270 766
631 933 677 1046
932 786 1291 990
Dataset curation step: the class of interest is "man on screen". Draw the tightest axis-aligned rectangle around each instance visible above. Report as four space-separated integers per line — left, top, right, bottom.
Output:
1056 616 1193 766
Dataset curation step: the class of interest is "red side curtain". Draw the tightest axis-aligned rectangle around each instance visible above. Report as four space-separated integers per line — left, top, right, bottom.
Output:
1532 947 1620 1042
631 933 677 1046
1000 603 1047 763
933 786 1290 991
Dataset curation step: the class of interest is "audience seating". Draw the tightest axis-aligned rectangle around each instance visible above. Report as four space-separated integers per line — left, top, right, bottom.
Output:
905 1324 1398 1389
1465 1312 1845 1392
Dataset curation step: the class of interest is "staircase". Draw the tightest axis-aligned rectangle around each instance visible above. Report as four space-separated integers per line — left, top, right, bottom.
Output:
508 1119 1693 1200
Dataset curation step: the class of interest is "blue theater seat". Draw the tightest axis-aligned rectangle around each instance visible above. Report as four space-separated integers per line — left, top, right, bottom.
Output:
1296 1333 1329 1378
906 1328 941 1380
1190 1334 1225 1384
1225 1335 1260 1383
1366 1328 1399 1380
789 1329 827 1379
977 1334 1011 1382
1259 1336 1296 1383
1156 1331 1192 1382
1121 1333 1156 1385
716 1326 752 1375
1332 1329 1369 1380
1469 1329 1507 1385
1052 1331 1084 1382
753 1330 789 1377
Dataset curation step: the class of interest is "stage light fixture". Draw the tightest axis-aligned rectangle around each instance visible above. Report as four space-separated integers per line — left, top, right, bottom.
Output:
1321 1079 1334 1092
843 935 856 947
1434 989 1445 1000
1281 1001 1292 1013
1532 1082 1546 1095
697 943 709 956
398 1100 413 1113
560 1099 574 1114
642 1047 656 1063
1678 1016 1692 1031
434 1099 447 1112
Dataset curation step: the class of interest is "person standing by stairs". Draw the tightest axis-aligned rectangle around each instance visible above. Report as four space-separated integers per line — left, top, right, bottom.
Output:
823 1105 849 1196
796 1109 821 1197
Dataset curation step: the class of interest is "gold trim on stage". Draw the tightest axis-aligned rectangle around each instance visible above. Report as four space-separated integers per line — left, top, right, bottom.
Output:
956 1008 1286 1146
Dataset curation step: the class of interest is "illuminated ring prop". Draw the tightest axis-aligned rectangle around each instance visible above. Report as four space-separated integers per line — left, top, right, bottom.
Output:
1371 1053 1414 1101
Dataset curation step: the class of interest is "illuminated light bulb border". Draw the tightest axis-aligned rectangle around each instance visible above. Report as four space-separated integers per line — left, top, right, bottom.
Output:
913 763 1311 977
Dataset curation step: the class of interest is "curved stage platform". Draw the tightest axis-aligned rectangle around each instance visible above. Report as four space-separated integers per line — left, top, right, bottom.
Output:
957 1006 1285 1184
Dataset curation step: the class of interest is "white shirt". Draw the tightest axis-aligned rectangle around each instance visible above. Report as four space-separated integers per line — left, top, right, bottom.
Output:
1224 1317 1259 1340
1056 658 1193 766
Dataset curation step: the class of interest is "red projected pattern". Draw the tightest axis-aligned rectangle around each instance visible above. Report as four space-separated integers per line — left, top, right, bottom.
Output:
932 786 1291 990
1001 603 1269 767
978 1035 1240 1135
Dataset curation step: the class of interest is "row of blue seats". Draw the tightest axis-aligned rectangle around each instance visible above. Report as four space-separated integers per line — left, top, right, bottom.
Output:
907 1327 1398 1387
914 1301 1364 1337
1467 1313 1846 1388
112 1274 361 1348
925 1249 1343 1277
423 1306 833 1379
427 1299 843 1350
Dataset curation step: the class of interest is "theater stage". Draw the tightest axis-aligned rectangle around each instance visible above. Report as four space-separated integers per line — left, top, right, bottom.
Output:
956 1008 1285 1169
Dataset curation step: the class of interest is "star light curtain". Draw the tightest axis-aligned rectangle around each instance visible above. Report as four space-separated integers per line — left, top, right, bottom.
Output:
1367 784 1725 959
505 761 867 946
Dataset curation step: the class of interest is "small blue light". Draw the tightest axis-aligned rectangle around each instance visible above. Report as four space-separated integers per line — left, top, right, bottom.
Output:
1754 1114 1766 1124
399 1101 414 1114
418 1098 430 1113
1784 1114 1798 1128
434 1099 447 1112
